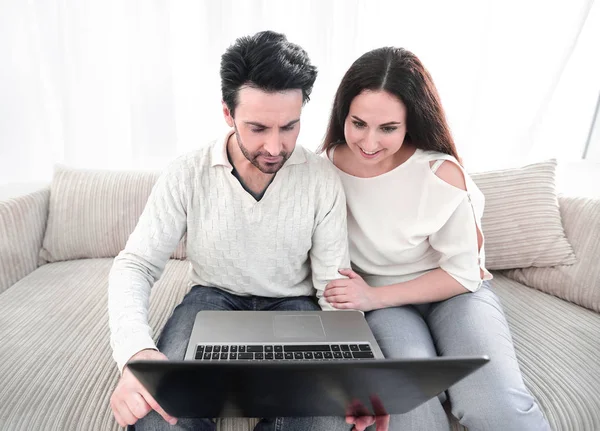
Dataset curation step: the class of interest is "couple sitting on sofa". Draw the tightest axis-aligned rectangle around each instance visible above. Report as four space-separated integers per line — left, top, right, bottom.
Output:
108 31 550 431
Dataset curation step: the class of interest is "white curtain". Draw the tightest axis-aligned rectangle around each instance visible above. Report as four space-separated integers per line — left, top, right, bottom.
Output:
1 0 599 185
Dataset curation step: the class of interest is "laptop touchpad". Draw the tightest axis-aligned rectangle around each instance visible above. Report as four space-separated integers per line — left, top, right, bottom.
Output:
273 315 326 339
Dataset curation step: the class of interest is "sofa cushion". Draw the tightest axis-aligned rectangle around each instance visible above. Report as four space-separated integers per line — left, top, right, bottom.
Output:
470 160 576 270
39 167 186 263
504 196 600 312
0 259 258 431
1 262 598 430
490 273 600 430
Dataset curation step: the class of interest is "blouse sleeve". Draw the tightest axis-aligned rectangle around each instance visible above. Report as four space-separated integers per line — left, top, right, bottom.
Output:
428 191 487 292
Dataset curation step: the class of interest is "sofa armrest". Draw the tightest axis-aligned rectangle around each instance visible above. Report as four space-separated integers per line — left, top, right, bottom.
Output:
0 187 50 294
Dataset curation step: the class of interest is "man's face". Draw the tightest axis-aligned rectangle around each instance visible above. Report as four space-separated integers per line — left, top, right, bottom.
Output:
223 86 303 174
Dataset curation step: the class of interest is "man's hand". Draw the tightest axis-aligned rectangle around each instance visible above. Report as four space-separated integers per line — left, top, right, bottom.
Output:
110 349 177 427
324 269 382 312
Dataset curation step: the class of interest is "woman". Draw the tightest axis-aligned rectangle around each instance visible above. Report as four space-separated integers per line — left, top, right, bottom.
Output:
321 47 550 431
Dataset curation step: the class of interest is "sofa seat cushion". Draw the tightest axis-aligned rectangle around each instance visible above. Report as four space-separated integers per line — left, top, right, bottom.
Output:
0 263 598 430
488 273 600 430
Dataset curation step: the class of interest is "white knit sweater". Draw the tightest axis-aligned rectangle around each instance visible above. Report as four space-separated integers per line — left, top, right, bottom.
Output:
109 131 350 371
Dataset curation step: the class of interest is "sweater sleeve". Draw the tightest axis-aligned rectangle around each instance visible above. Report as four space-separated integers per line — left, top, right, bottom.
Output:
108 160 188 372
310 166 351 311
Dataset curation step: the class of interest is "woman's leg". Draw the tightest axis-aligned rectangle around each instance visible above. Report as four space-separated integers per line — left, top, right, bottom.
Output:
425 282 550 431
365 306 450 431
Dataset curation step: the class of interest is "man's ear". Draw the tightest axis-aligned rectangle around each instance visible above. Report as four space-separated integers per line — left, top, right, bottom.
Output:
222 101 234 128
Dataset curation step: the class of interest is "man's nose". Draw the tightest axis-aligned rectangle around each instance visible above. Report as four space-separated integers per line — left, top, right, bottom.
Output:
264 132 283 155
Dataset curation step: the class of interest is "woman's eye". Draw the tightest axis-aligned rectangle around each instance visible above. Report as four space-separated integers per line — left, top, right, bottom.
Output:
381 126 397 133
353 121 366 129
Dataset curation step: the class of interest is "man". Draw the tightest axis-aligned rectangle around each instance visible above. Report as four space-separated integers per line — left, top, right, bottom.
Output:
108 30 362 431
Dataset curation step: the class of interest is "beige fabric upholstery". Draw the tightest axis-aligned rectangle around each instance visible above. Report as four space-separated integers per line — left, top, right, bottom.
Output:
504 196 600 312
40 167 186 263
491 274 600 430
1 261 598 431
0 259 253 431
470 160 576 269
0 188 49 294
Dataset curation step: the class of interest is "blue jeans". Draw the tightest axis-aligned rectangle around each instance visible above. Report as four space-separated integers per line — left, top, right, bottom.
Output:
365 281 550 431
133 286 352 431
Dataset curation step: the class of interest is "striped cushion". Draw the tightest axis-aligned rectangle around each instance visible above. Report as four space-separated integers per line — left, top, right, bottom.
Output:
504 196 600 312
40 167 186 263
471 160 576 270
1 261 598 431
491 274 600 430
0 188 49 294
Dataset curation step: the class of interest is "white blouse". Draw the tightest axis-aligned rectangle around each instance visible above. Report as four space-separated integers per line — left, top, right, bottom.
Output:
329 147 493 292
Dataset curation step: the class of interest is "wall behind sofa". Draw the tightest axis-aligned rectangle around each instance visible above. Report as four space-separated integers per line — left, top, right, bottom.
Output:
1 0 599 186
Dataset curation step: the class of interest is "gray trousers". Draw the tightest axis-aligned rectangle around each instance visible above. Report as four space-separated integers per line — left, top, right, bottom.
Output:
365 281 551 430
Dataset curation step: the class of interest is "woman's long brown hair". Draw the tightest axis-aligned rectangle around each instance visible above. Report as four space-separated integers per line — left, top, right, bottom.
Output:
319 47 460 163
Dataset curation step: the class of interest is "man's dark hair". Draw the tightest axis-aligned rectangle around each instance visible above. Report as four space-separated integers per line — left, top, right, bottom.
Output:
220 30 317 116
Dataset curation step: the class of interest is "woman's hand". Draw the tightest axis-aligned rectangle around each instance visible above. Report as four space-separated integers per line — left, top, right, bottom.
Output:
324 269 382 312
345 396 390 431
346 414 390 431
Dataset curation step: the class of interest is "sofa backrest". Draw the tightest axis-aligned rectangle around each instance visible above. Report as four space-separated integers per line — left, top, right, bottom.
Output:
40 160 576 273
504 195 600 312
40 167 186 263
470 159 575 270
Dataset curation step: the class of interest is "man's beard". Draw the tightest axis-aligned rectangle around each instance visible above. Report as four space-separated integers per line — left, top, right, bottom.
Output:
234 127 291 174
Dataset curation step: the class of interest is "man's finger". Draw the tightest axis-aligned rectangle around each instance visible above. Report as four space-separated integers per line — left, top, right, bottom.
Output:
346 415 356 424
117 400 138 426
113 409 126 428
127 392 152 419
142 390 177 425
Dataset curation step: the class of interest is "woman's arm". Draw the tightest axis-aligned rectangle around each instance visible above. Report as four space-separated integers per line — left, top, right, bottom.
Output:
374 268 469 308
325 267 469 311
373 161 486 307
325 160 485 311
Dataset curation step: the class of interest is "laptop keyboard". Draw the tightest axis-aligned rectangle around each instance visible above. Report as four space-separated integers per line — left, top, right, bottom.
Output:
194 344 375 361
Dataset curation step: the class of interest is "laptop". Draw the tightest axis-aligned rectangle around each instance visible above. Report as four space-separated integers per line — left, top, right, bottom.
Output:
128 310 489 418
183 310 386 361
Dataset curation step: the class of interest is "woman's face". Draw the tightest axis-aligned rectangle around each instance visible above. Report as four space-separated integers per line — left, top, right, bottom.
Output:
343 90 408 166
